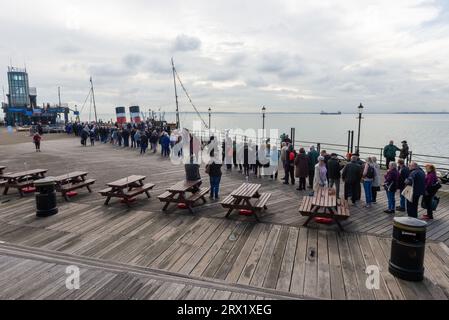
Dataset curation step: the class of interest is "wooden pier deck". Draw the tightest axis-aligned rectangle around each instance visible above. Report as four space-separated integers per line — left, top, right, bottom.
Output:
1 138 449 300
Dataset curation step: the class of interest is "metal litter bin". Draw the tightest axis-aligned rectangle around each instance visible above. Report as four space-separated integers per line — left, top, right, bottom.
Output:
389 217 427 282
35 177 58 217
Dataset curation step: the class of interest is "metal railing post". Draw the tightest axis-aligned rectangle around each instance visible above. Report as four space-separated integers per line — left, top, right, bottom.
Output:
380 148 383 169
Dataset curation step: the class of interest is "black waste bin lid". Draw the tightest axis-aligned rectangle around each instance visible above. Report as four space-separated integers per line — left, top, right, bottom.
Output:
394 217 427 231
34 177 56 187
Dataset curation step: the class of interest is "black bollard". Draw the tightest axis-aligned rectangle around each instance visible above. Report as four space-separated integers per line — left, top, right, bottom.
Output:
389 217 427 282
35 178 58 217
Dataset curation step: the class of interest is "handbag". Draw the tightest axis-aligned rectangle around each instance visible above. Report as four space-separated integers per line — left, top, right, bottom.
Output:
205 164 210 174
402 185 414 203
422 196 440 211
383 182 393 192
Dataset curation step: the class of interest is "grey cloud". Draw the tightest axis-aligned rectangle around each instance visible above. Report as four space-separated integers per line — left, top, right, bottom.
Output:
147 59 171 74
173 34 202 52
207 70 237 81
123 54 145 69
57 44 83 54
88 64 131 78
246 77 268 88
257 52 305 79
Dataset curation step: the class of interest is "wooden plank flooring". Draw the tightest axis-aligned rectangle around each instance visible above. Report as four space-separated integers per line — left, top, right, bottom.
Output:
0 138 449 300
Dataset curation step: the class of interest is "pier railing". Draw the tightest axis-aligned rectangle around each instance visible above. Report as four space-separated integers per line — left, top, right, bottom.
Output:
192 129 449 172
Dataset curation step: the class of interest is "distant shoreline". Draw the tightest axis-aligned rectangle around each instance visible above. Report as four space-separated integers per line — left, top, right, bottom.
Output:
135 111 449 115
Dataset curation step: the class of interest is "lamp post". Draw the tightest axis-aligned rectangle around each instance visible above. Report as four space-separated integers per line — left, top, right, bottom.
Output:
356 103 364 154
262 106 266 139
208 107 212 138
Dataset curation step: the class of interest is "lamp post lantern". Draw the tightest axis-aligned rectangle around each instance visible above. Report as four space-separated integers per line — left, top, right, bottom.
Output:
356 103 364 154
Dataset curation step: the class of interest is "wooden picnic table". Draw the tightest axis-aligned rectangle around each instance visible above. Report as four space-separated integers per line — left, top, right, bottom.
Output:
0 166 6 188
158 180 210 214
53 171 96 201
299 187 350 231
221 183 271 222
99 175 155 207
2 169 48 197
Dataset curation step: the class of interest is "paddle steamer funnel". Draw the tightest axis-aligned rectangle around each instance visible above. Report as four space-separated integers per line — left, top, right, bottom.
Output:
129 106 141 123
115 107 127 124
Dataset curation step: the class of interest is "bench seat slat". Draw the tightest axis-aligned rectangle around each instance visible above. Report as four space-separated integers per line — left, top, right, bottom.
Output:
61 179 96 192
186 188 210 203
124 183 155 197
254 193 271 209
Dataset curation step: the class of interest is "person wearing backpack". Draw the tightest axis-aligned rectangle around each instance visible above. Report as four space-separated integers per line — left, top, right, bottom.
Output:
284 145 296 185
422 164 441 220
362 157 376 208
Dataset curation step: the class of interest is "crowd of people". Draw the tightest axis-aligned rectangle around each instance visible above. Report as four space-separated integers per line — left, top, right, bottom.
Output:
279 137 441 221
61 122 443 220
65 120 178 156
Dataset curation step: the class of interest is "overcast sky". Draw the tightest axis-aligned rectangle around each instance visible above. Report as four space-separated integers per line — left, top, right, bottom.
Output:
1 0 449 115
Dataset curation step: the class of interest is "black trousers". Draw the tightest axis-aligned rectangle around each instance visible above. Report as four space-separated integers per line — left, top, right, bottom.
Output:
344 182 361 203
407 195 420 218
298 177 306 190
423 193 436 218
386 157 395 169
308 170 315 188
372 186 380 202
285 166 295 184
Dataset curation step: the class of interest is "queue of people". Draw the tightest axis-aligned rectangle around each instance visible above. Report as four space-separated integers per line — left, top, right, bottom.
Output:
68 126 443 221
279 137 441 221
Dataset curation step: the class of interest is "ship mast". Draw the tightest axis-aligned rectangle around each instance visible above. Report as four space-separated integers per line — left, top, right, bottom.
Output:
90 77 98 123
171 58 180 129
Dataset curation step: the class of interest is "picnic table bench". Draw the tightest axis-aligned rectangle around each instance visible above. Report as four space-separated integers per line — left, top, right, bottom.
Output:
53 171 96 201
158 180 209 214
1 169 48 197
99 175 155 207
0 166 6 188
299 187 350 231
221 183 271 222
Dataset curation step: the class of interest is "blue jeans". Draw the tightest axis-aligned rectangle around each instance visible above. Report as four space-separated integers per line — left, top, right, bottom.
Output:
387 191 396 211
363 180 373 204
210 176 221 198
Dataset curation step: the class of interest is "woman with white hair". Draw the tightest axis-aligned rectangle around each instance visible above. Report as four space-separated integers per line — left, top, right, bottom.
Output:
313 156 328 192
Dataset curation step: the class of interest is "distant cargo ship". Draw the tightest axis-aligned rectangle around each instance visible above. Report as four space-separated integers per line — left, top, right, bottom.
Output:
320 111 342 115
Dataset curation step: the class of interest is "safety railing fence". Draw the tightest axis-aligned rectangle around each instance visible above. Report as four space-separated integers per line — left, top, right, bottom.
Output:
191 129 449 172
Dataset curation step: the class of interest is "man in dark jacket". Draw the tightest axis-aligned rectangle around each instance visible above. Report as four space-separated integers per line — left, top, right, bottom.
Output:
384 140 400 169
327 154 344 198
284 146 296 185
404 162 426 218
342 156 362 205
307 146 319 189
208 160 222 200
397 159 410 212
